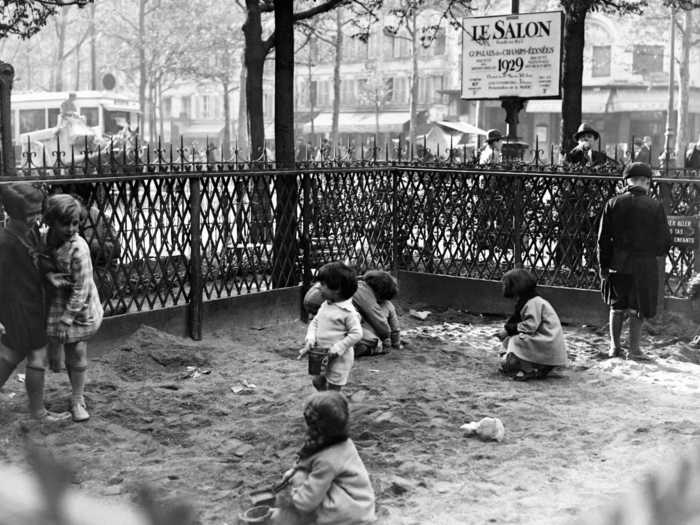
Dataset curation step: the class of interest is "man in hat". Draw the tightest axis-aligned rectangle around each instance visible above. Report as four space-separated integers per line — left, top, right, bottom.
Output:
685 135 700 170
633 136 653 165
479 129 503 165
597 162 671 360
565 122 616 168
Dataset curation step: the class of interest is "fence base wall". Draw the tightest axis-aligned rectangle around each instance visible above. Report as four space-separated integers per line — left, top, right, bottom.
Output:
91 287 301 355
397 271 692 325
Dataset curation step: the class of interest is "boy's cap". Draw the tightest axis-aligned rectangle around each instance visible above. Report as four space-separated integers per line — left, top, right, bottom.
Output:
623 162 652 180
0 182 44 219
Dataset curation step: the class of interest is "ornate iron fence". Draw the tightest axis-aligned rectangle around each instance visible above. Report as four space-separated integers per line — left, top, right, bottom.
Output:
1 140 697 327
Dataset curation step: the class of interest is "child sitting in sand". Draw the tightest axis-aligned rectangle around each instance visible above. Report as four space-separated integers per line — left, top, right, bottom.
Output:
274 391 376 525
304 269 401 357
299 262 362 391
355 270 401 356
494 268 567 381
44 194 104 421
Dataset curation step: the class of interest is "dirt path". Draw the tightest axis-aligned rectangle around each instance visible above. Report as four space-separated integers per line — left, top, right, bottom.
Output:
1 308 699 525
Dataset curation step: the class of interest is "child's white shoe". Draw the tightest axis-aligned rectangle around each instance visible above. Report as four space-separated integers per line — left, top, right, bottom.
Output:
71 399 90 422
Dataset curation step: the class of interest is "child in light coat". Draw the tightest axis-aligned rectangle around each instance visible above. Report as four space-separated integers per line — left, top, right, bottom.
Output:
299 262 362 391
44 194 103 421
274 391 376 525
495 268 567 381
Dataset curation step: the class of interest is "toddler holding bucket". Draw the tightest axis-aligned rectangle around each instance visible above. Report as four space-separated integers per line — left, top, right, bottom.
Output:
273 391 376 525
299 262 362 391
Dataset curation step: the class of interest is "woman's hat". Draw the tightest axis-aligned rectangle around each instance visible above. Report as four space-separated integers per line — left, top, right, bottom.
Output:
0 182 44 219
623 162 652 180
573 122 599 141
486 129 503 143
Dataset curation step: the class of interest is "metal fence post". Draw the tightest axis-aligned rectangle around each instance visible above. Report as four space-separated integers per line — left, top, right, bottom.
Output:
301 170 311 321
0 62 15 176
188 175 203 340
392 167 399 275
513 174 523 268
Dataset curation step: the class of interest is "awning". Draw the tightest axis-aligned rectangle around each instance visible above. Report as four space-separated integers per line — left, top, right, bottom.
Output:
435 121 487 136
526 90 612 114
302 112 409 134
607 88 675 112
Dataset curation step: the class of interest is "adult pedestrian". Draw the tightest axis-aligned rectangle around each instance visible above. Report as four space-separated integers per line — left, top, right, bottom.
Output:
685 135 700 169
597 162 671 360
633 136 653 165
478 129 503 165
0 183 71 421
557 123 618 271
564 123 618 168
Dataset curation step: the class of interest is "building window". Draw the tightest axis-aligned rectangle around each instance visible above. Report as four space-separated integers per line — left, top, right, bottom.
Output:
181 96 191 118
48 108 61 127
317 80 330 107
81 107 99 127
592 45 611 77
632 45 664 74
19 109 45 133
418 75 444 104
393 77 408 104
341 79 355 104
393 35 411 58
345 36 368 61
432 28 446 55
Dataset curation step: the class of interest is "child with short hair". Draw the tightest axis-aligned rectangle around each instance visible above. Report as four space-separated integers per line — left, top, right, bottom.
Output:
274 391 376 525
299 262 362 391
356 270 401 355
44 194 103 422
495 268 567 381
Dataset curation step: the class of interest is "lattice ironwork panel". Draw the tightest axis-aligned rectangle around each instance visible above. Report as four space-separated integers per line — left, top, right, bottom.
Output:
301 168 394 277
43 176 192 316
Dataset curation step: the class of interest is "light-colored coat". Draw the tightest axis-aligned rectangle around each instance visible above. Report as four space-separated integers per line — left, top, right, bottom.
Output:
305 299 362 386
292 439 376 525
505 296 567 367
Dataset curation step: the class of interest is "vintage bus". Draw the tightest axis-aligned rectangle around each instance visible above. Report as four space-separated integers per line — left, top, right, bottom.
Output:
11 90 139 154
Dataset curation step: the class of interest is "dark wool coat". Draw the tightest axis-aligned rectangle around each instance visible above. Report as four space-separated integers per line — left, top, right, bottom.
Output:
0 227 48 353
597 186 672 317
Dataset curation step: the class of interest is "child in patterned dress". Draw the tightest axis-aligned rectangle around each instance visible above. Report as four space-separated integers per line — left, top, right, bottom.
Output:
299 262 362 391
44 194 103 422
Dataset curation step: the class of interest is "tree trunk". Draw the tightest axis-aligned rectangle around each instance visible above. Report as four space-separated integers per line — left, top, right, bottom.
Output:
559 7 586 155
90 3 97 90
409 11 418 151
308 57 315 138
331 9 343 148
237 54 249 160
222 78 231 157
138 0 147 140
158 79 165 141
243 0 266 161
53 14 68 91
675 9 691 164
74 41 82 91
272 0 298 288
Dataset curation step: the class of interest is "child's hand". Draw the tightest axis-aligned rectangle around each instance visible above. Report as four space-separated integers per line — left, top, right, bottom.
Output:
297 343 311 360
0 322 5 335
328 344 343 357
47 272 72 288
56 323 70 343
494 329 508 341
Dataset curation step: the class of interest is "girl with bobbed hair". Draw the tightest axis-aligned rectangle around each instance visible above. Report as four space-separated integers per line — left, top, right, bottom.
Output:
495 268 568 381
44 194 103 422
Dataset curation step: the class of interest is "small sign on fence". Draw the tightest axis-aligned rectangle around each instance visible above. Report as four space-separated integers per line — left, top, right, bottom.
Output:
667 215 698 247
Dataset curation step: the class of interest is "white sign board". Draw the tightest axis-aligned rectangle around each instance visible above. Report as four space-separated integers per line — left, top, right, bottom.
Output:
461 11 563 100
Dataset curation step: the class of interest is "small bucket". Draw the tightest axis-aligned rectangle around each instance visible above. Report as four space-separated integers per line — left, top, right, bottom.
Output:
308 347 329 375
238 504 273 524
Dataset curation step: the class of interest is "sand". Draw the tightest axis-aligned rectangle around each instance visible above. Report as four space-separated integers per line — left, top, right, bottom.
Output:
1 306 699 525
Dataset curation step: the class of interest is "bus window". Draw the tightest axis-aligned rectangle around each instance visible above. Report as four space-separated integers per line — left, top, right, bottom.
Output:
19 109 45 134
81 107 99 127
104 110 129 135
48 108 61 127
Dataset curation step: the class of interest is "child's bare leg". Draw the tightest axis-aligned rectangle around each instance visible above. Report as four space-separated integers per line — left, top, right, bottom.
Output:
65 341 89 422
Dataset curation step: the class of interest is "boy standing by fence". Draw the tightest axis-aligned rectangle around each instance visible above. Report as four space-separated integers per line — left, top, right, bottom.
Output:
597 162 671 360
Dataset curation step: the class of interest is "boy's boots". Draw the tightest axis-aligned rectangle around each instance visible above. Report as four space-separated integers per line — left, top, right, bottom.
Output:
627 314 651 361
603 309 625 358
